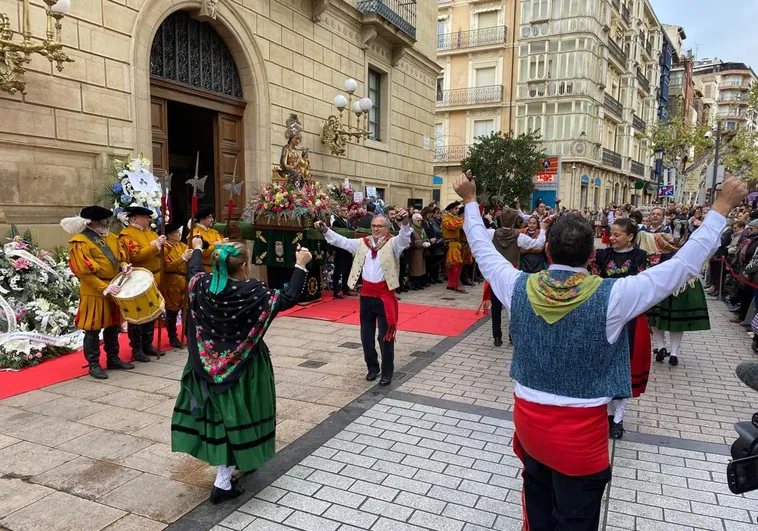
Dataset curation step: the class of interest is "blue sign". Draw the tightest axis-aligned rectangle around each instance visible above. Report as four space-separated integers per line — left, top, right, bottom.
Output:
432 176 443 185
581 175 590 184
542 160 551 169
658 185 674 198
594 177 602 186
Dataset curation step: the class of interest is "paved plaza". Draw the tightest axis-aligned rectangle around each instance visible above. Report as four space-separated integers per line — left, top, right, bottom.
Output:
0 284 756 531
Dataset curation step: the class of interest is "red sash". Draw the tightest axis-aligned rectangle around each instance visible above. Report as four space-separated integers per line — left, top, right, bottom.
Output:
361 280 398 342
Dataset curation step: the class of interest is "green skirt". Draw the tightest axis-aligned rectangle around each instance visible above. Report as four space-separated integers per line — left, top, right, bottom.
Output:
171 351 276 472
646 279 710 332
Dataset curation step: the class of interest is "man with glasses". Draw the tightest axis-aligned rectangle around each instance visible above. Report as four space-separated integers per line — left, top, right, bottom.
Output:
315 209 411 386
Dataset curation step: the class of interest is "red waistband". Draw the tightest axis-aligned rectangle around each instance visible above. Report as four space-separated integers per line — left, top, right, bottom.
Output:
513 396 609 476
361 280 393 297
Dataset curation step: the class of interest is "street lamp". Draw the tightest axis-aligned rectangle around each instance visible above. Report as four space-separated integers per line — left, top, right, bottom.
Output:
0 0 74 94
321 78 373 156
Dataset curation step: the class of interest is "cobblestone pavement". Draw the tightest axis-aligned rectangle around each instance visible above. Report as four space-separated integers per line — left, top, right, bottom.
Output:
2 285 755 531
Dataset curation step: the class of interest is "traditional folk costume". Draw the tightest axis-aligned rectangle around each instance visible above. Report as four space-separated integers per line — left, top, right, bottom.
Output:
519 226 547 274
463 201 727 530
409 219 429 289
62 206 134 379
325 223 412 386
442 203 465 291
172 245 307 503
191 207 225 273
118 206 163 362
642 227 711 367
591 246 651 439
162 221 190 348
481 209 545 346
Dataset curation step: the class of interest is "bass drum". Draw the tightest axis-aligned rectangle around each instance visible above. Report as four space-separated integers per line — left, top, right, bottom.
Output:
110 268 165 324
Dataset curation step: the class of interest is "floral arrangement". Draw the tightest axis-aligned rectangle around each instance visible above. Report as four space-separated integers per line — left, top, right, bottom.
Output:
104 156 165 230
326 182 355 206
242 181 338 224
0 228 81 370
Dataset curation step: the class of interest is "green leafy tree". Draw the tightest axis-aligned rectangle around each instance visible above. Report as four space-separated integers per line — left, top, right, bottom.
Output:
722 84 758 181
649 98 713 169
460 131 546 207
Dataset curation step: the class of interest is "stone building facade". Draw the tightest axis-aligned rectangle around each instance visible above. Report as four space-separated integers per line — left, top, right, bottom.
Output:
0 0 439 248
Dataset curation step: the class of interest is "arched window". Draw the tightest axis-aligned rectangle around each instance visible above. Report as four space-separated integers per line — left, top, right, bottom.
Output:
150 10 243 99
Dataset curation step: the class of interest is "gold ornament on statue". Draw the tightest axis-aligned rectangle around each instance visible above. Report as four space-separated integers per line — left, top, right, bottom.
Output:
0 0 74 95
321 78 373 156
279 114 312 188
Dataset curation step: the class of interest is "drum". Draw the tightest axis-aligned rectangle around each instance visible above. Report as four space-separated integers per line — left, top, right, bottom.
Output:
109 268 165 324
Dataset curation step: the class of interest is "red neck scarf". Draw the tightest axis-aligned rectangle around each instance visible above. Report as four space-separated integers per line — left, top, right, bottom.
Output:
361 280 398 342
363 234 392 259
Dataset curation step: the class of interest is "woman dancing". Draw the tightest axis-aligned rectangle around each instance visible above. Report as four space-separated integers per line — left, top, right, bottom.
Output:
171 236 311 504
591 218 651 440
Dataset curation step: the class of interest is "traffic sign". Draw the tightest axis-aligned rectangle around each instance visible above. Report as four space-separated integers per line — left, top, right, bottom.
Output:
658 185 674 198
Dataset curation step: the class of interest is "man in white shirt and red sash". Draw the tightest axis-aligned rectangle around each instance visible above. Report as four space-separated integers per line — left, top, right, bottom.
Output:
315 209 411 387
454 173 745 530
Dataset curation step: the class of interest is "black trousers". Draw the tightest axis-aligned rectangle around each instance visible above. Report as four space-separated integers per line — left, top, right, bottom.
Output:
83 326 120 366
359 296 394 378
490 293 503 340
333 249 352 295
521 448 611 531
128 320 155 353
166 310 180 340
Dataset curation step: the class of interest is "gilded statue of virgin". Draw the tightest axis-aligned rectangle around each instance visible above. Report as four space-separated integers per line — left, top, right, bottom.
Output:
279 114 309 187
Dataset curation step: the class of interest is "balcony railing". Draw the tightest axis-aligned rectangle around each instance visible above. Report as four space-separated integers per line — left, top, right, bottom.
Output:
434 145 469 164
357 0 416 40
621 4 630 25
716 111 748 119
603 148 622 169
632 114 646 132
604 93 623 118
631 160 645 176
637 70 650 93
437 85 504 107
607 38 626 66
438 26 507 51
719 82 750 91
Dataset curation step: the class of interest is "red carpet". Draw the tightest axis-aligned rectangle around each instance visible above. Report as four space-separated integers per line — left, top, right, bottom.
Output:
0 326 179 400
281 293 483 337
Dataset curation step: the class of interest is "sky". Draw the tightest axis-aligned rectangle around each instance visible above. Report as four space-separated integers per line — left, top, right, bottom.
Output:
650 0 758 66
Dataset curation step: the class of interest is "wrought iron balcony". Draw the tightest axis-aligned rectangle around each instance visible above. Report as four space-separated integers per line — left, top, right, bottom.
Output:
438 26 507 51
437 85 504 107
604 93 623 119
357 0 416 40
637 70 650 93
631 160 645 176
603 148 622 169
632 114 646 132
621 4 630 25
607 39 626 67
434 145 469 164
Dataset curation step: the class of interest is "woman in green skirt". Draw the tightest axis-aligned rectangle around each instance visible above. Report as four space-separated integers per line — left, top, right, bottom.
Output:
644 220 710 367
172 236 311 504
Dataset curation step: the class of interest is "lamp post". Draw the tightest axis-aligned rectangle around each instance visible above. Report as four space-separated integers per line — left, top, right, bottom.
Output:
321 78 373 156
0 0 74 94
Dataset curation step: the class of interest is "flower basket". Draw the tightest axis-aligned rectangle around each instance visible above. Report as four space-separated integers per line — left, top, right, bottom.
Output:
241 181 338 227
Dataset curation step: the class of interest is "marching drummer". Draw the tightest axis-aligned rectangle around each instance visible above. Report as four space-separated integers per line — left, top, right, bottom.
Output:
162 221 192 348
118 206 165 361
61 206 136 379
191 206 228 272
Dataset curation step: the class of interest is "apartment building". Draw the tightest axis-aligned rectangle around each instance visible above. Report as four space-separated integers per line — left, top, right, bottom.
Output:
693 60 758 132
433 0 521 205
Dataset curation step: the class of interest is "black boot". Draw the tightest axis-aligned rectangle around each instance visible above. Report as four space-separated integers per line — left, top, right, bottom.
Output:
83 331 107 379
128 323 150 362
142 319 160 357
103 326 134 370
210 484 245 504
166 311 181 348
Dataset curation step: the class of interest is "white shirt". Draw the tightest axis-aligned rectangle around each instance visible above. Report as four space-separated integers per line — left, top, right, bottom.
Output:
486 228 546 251
464 201 725 407
325 224 412 283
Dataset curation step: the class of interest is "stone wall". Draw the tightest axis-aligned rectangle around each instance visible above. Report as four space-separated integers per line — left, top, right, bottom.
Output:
0 0 439 247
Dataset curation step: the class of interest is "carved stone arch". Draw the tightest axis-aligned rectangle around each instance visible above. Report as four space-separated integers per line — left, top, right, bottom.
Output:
131 0 271 192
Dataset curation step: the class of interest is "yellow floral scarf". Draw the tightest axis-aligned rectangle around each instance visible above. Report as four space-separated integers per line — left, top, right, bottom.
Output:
526 271 603 324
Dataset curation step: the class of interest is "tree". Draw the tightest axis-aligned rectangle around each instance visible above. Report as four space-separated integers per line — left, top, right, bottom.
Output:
648 98 712 169
722 83 758 181
460 131 546 207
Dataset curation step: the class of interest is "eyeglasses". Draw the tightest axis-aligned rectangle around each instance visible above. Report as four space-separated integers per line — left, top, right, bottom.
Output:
371 224 387 229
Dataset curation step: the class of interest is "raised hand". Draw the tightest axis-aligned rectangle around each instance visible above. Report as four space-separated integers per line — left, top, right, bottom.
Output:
713 174 748 216
295 244 312 266
453 173 477 204
314 221 328 234
396 208 409 225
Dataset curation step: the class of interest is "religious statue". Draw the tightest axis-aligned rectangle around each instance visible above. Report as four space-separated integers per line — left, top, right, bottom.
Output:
279 114 309 187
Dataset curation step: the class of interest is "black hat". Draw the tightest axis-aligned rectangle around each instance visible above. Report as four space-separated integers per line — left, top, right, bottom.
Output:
164 220 184 235
445 201 460 212
124 206 153 217
80 205 112 221
195 206 214 221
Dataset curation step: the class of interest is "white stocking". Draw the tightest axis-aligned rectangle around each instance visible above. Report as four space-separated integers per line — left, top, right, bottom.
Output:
651 328 666 351
669 331 684 358
214 465 236 490
612 398 629 423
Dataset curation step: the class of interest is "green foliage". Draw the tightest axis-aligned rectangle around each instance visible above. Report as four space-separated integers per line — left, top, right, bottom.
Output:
649 99 713 167
460 131 546 207
723 84 758 180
